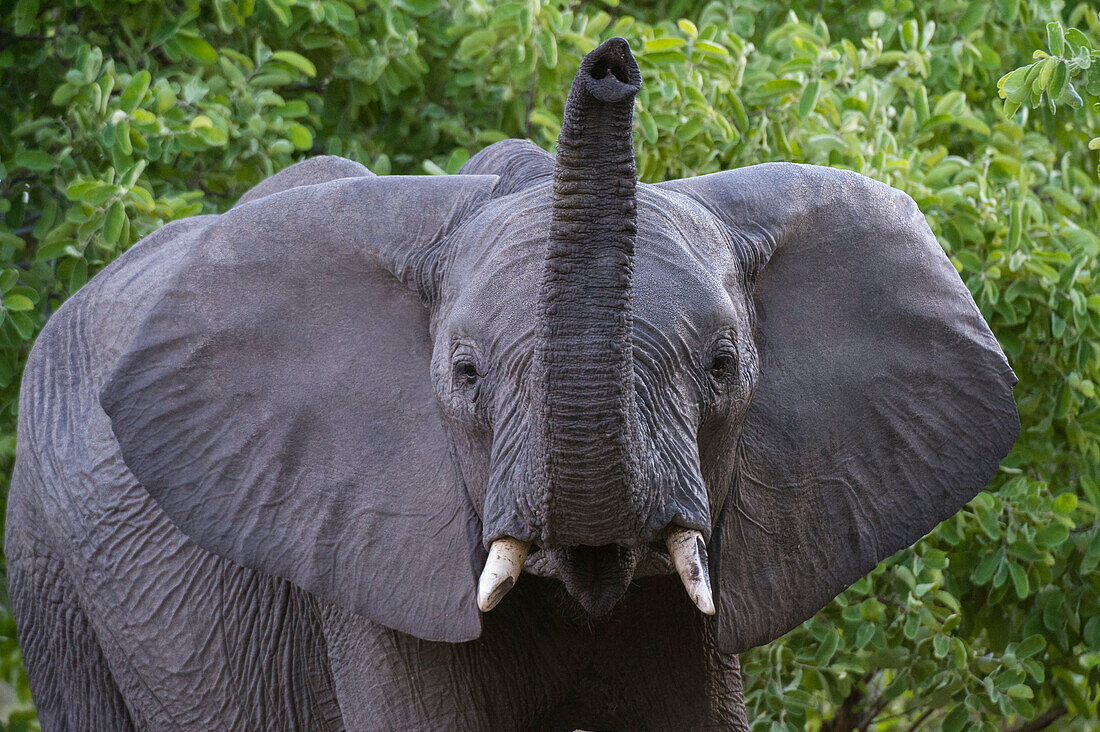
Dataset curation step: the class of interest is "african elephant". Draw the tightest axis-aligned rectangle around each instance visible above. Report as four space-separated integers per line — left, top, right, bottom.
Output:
6 38 1018 730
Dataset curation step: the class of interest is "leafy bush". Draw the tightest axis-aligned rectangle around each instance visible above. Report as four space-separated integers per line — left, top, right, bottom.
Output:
1 0 1098 728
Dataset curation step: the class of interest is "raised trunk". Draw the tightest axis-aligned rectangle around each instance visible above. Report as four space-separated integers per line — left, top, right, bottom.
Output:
535 38 643 547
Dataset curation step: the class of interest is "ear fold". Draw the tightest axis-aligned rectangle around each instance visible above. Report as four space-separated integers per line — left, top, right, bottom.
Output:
659 163 1019 654
233 155 374 207
101 170 498 642
459 139 553 196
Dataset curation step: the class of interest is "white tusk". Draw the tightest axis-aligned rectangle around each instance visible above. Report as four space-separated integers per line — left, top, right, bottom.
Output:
664 527 716 615
477 537 531 612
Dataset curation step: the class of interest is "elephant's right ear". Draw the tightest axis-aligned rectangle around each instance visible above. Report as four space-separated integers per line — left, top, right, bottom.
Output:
101 172 498 643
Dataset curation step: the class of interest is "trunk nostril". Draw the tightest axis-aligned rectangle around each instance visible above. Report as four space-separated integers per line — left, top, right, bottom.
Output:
588 55 630 84
578 37 641 102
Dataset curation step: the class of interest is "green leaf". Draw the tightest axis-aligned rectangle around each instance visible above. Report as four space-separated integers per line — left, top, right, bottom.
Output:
9 310 36 339
641 50 687 66
13 150 54 172
271 50 316 77
1049 61 1067 103
1086 617 1100 649
103 201 125 245
933 90 965 117
1036 57 1057 93
264 0 291 25
798 80 820 118
35 240 76 261
956 116 990 136
177 34 218 64
193 124 228 146
643 37 686 52
637 109 658 144
1036 524 1069 547
674 116 704 142
528 110 559 133
856 622 876 648
422 159 447 175
69 257 89 293
1008 563 1029 598
66 180 117 206
1015 634 1046 660
694 40 729 57
1046 21 1065 57
119 70 151 112
942 703 969 732
1058 81 1083 109
445 148 469 175
813 628 839 666
1052 312 1065 339
1052 492 1077 513
286 123 313 150
1088 63 1100 95
900 19 919 51
1064 27 1092 54
535 29 557 68
755 79 802 99
457 29 496 58
2 294 34 312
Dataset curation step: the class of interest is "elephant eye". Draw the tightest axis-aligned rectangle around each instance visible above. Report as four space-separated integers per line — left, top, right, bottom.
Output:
709 352 737 381
454 360 480 388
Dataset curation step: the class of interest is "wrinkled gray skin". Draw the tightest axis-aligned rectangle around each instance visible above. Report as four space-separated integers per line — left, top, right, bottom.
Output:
7 39 1018 730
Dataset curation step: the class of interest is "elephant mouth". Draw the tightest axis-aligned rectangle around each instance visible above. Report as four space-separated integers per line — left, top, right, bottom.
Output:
523 542 674 615
559 544 637 616
477 528 713 617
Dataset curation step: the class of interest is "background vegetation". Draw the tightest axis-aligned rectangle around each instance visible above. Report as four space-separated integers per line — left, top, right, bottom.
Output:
1 0 1099 728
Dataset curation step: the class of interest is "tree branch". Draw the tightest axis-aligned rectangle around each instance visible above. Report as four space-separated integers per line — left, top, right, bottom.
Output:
1007 706 1068 732
904 707 935 732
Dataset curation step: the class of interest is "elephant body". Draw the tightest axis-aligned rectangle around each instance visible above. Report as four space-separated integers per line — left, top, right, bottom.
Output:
6 184 748 730
8 39 1017 729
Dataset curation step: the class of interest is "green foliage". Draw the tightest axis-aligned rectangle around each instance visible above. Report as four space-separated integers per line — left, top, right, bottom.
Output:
1 0 1099 728
997 19 1096 120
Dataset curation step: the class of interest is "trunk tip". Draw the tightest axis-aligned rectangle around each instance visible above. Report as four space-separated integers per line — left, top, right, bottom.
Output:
578 37 641 103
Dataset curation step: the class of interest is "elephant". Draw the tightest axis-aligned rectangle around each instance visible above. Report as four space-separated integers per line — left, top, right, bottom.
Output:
6 37 1018 730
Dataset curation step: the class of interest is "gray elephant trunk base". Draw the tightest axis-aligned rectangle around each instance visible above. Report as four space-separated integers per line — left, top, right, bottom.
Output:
7 38 1018 729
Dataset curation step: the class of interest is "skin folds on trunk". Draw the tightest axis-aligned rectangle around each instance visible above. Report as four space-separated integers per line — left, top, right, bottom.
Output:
535 38 645 548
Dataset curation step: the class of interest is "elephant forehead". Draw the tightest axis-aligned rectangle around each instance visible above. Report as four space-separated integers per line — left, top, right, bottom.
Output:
633 185 748 340
444 183 745 351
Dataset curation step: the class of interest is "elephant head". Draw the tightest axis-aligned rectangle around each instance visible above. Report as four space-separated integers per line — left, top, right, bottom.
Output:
101 38 1018 654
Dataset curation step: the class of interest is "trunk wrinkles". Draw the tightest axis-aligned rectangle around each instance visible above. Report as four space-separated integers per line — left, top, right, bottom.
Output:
535 38 644 547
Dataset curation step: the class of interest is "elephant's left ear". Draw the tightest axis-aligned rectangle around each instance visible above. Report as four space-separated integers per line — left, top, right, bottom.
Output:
659 164 1019 654
101 172 498 643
